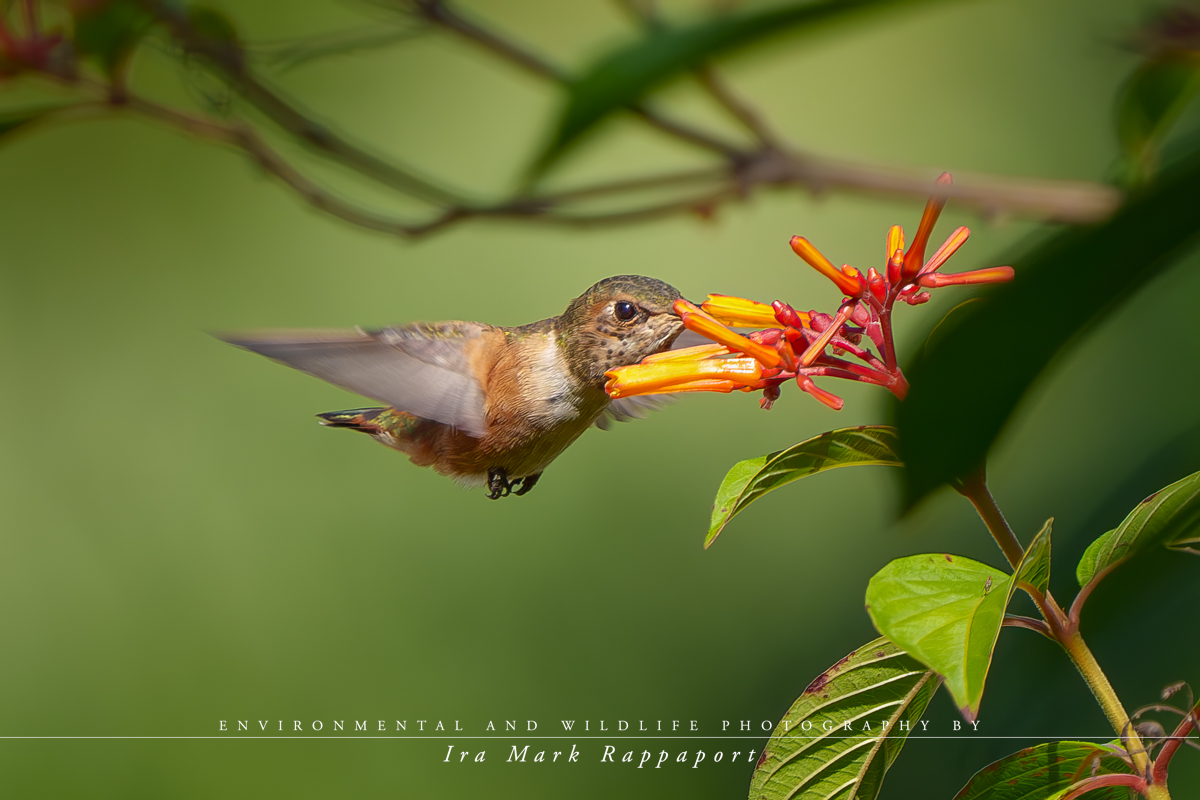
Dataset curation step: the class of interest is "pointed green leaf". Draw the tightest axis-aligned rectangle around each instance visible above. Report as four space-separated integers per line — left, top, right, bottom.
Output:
865 555 1010 721
706 426 901 548
1076 469 1200 587
894 141 1200 508
1118 55 1200 173
867 529 1053 721
749 637 938 800
1015 519 1052 595
953 740 1133 800
534 0 932 175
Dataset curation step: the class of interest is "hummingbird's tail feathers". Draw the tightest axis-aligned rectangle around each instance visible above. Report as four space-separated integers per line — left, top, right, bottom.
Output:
316 407 389 433
317 407 431 457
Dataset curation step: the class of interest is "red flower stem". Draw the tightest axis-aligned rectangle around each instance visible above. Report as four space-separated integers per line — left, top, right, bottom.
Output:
862 317 885 352
811 357 894 386
1152 699 1200 785
797 366 889 386
877 309 899 371
816 334 889 373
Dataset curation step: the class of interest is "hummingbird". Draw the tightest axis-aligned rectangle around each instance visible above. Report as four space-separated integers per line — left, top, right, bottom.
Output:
220 275 686 498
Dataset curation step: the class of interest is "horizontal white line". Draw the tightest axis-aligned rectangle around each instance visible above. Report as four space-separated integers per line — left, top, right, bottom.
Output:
0 735 1164 740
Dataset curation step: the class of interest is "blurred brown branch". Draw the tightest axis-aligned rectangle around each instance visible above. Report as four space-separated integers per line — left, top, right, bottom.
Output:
1 0 1122 240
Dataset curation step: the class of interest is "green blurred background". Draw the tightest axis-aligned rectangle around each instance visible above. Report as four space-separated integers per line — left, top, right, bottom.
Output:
1 0 1198 797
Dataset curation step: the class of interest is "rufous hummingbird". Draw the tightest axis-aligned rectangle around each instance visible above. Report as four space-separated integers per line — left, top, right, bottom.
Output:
220 275 686 498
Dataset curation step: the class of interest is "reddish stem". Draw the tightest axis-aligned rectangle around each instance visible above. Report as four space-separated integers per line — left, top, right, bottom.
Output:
1152 699 1200 785
1058 773 1147 800
1068 561 1121 631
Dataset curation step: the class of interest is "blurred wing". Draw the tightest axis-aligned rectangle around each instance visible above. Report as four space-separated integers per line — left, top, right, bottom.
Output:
669 329 712 350
219 322 491 438
595 395 674 430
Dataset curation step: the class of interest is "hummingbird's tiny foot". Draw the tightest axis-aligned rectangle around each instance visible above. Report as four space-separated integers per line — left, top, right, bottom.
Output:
513 473 542 496
487 467 513 500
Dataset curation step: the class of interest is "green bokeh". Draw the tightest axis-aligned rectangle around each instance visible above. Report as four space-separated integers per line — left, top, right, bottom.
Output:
1 0 1196 797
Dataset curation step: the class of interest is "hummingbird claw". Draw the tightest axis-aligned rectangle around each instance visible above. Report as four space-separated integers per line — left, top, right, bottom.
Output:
486 468 541 498
513 473 541 496
487 467 514 500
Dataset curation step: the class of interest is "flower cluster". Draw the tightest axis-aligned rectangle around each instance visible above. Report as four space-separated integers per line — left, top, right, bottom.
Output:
605 174 1014 411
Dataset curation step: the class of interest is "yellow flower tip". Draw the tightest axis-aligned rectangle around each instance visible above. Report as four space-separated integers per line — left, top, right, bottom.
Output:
678 301 782 369
920 226 971 275
604 358 763 398
885 225 904 262
790 236 860 296
701 294 779 328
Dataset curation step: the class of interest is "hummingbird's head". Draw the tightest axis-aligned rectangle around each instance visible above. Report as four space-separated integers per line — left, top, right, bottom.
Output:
559 275 686 387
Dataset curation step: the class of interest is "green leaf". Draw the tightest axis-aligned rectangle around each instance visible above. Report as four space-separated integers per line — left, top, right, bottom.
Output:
706 426 901 548
953 740 1133 800
749 637 937 800
894 138 1200 509
1118 56 1200 176
1076 469 1200 587
1015 519 1052 595
865 555 1010 721
534 0 931 175
73 0 156 77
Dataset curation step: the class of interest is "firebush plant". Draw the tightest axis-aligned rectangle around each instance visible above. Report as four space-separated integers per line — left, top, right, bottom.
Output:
604 182 1200 799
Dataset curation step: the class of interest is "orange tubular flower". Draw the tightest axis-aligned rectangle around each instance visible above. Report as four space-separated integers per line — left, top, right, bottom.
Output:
605 357 763 399
917 266 1014 288
901 172 953 279
790 237 861 296
675 299 781 368
920 226 970 275
700 294 782 328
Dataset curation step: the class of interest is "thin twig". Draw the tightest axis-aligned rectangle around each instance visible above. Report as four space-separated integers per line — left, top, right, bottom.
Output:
152 1 467 207
695 65 780 148
411 0 743 158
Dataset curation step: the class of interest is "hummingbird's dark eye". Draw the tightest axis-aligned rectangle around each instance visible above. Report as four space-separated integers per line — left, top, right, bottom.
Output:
614 301 637 321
